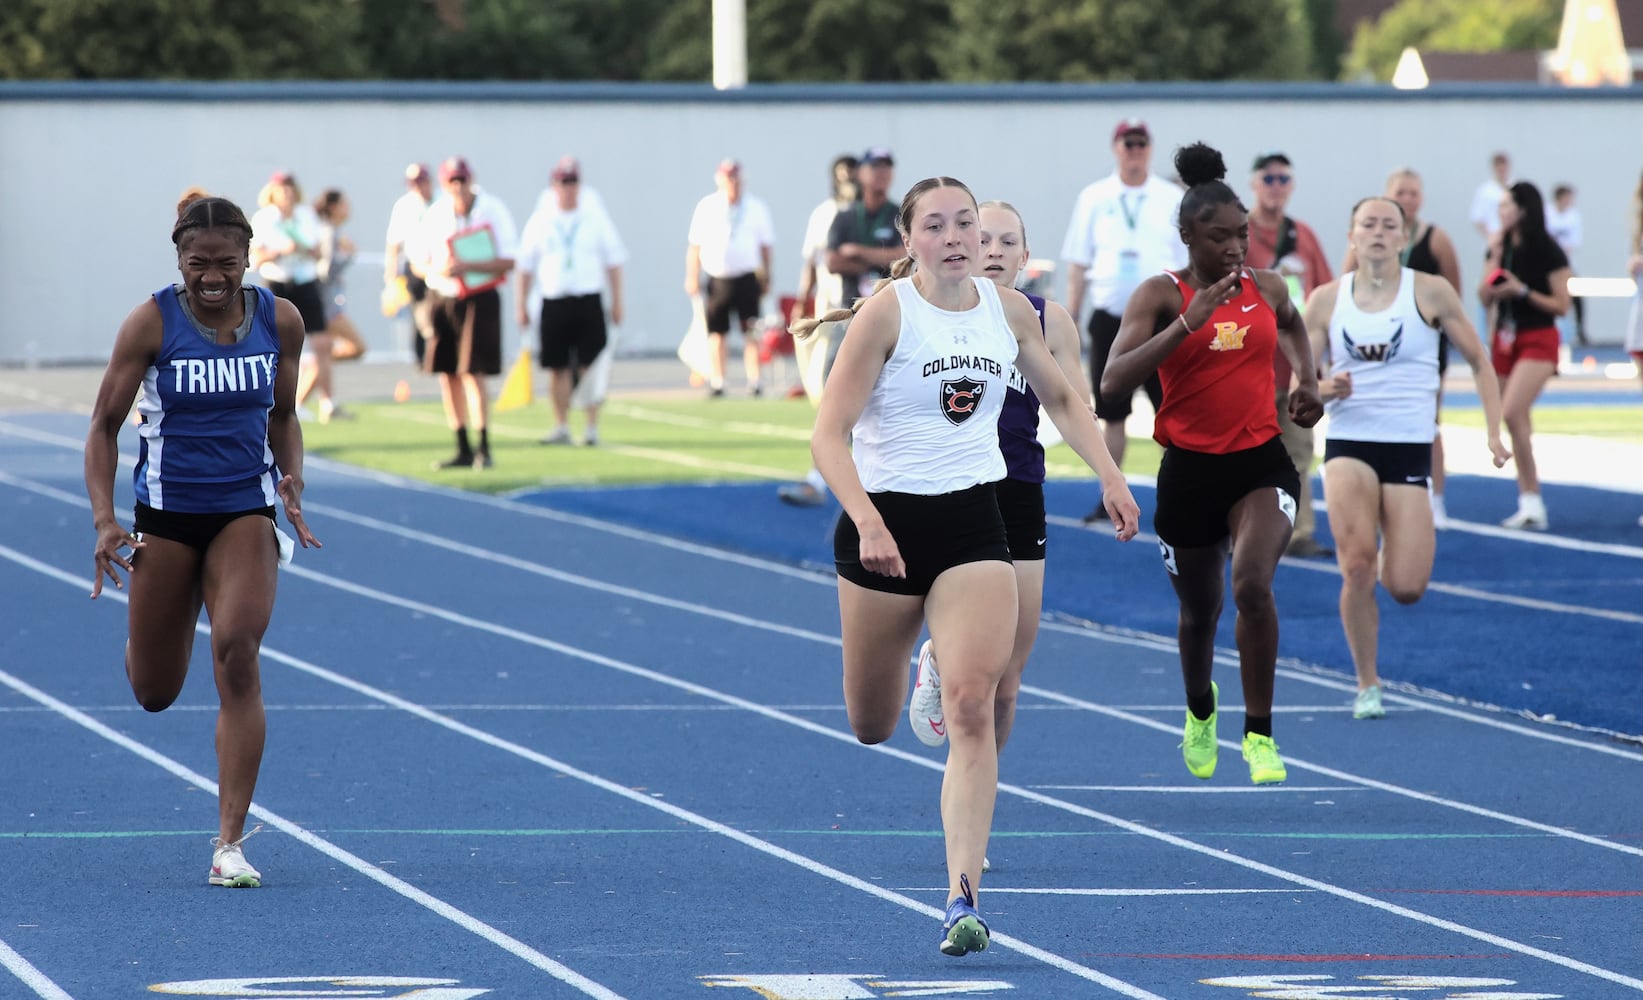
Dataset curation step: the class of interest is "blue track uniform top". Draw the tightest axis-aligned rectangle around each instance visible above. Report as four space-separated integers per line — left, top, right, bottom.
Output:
997 291 1047 484
134 285 282 513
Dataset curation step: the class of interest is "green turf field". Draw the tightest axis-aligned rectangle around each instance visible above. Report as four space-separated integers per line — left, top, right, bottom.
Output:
1442 405 1642 439
302 396 1164 495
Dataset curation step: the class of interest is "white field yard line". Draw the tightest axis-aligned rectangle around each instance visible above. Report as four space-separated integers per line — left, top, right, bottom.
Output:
391 407 797 479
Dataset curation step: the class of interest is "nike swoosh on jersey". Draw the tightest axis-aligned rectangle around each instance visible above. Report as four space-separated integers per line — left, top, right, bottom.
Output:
1241 303 1258 312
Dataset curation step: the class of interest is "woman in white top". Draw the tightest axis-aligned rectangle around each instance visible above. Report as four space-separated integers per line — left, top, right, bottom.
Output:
1304 196 1509 720
250 173 333 416
797 177 1139 956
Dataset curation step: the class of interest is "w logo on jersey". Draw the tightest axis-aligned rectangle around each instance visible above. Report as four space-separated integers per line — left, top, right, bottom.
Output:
1343 323 1403 363
1206 321 1249 352
941 377 986 425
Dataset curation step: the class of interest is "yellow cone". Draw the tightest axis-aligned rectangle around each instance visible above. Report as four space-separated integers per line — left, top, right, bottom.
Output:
495 348 535 412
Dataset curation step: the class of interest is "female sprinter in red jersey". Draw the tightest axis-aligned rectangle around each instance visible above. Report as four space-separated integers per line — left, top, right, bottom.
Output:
1101 142 1323 786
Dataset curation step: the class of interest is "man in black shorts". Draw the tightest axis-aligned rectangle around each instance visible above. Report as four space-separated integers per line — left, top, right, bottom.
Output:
684 160 777 396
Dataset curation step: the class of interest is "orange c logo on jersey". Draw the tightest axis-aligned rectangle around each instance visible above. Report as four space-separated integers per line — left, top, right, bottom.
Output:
1207 321 1249 352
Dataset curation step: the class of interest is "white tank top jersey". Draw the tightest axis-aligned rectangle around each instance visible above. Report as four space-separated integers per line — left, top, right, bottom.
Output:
1325 268 1442 443
852 276 1018 495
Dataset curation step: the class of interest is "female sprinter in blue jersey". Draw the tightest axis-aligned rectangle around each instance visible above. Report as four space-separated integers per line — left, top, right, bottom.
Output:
85 191 320 888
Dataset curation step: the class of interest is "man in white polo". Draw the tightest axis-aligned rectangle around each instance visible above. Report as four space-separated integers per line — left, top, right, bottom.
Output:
685 159 776 397
1061 119 1185 521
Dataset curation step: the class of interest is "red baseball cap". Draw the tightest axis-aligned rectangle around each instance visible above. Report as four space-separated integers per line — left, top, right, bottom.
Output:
405 163 431 183
716 159 741 177
438 157 473 182
551 156 580 181
1112 119 1150 142
269 170 297 186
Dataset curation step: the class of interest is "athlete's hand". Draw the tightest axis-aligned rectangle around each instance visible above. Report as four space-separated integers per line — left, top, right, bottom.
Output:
1487 433 1512 469
91 522 144 599
1288 384 1324 428
277 474 323 550
856 518 906 579
1100 483 1142 542
1181 271 1242 331
1319 371 1353 401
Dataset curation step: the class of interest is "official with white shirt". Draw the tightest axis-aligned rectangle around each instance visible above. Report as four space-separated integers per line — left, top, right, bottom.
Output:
685 159 776 396
516 156 627 446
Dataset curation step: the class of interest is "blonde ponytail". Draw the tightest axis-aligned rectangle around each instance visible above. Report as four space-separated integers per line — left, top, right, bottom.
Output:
791 255 915 339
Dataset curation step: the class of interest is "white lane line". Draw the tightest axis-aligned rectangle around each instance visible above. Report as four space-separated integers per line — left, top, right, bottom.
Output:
0 551 1167 999
4 547 1639 992
1046 513 1643 625
4 469 1637 818
294 491 1642 755
0 938 75 1000
0 661 623 995
893 888 1314 896
1029 786 1364 794
1031 616 1643 759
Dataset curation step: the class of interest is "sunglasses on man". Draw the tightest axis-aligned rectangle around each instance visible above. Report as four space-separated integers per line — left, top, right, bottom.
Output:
1260 173 1292 186
1121 137 1150 150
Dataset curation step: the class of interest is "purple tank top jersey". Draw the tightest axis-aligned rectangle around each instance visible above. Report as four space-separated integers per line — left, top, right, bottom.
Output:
997 291 1047 483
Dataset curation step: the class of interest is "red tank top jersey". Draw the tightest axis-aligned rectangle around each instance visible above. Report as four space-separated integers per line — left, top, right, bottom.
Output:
1152 269 1281 454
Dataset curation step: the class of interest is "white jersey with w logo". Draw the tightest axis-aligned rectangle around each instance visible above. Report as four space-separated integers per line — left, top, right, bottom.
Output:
1325 268 1441 443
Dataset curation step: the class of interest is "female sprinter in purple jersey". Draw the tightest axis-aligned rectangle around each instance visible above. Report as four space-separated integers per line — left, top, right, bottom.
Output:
86 192 320 889
909 201 1090 763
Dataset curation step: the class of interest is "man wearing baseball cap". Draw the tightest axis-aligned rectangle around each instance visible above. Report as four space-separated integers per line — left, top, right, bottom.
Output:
1060 118 1186 522
384 162 437 362
413 156 519 470
1244 150 1335 557
685 159 777 396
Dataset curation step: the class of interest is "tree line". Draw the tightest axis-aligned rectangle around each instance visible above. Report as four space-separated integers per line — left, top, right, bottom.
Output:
0 0 1553 83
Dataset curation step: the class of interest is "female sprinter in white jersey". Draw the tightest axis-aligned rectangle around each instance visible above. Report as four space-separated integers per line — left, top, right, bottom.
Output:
1303 196 1508 719
796 177 1139 956
908 201 1088 759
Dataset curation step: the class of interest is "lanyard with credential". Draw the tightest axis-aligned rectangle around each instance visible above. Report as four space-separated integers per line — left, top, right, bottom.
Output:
555 214 580 273
1118 191 1145 232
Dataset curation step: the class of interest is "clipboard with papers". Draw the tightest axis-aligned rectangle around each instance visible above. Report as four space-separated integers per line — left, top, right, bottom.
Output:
447 224 505 297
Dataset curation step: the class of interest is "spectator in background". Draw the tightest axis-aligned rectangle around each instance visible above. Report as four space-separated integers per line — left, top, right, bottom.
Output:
250 172 333 420
779 149 903 507
1470 151 1511 240
516 156 628 447
1625 169 1642 525
685 159 776 397
776 154 860 507
1480 182 1571 531
311 188 366 381
413 156 517 471
1344 168 1464 528
1245 151 1334 558
384 164 436 363
1060 119 1185 524
1546 183 1586 345
1629 168 1643 383
791 153 860 403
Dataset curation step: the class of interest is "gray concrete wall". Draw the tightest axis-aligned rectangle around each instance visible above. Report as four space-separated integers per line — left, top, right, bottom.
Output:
2 81 1638 366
